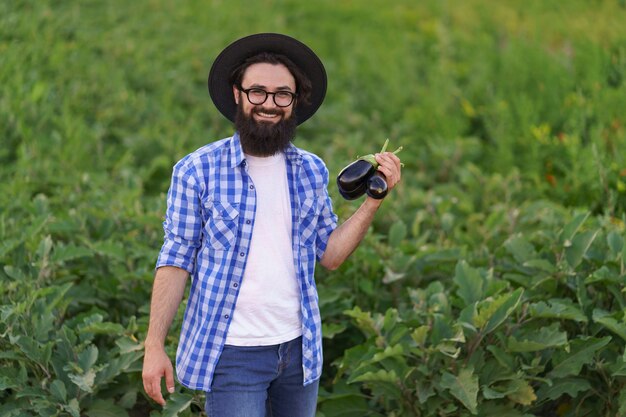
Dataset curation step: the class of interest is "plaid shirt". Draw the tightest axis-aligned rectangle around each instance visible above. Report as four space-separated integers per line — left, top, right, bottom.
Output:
156 133 338 391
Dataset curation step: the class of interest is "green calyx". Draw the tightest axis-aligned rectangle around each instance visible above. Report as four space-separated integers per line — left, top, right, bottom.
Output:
357 138 404 168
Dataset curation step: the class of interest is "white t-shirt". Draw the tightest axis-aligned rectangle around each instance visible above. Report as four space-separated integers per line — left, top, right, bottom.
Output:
224 152 302 346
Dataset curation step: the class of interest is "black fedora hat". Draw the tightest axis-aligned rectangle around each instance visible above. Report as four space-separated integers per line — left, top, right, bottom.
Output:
208 33 327 125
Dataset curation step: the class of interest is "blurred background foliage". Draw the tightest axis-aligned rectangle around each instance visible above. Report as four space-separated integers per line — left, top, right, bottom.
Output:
1 0 626 416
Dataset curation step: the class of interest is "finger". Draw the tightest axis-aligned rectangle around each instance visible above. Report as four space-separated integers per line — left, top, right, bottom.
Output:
165 363 176 395
377 166 398 189
144 375 165 406
375 154 402 175
152 380 166 406
380 152 402 171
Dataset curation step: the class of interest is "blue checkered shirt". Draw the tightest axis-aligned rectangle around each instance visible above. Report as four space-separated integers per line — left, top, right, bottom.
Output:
156 133 338 391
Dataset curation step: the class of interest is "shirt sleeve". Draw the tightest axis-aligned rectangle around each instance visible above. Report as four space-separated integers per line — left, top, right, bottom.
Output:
314 165 338 261
156 160 202 273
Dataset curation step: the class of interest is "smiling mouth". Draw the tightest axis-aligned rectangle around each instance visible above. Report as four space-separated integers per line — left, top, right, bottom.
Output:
253 110 283 121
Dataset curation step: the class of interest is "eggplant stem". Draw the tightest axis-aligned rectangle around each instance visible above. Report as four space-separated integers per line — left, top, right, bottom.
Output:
356 139 404 168
380 138 390 154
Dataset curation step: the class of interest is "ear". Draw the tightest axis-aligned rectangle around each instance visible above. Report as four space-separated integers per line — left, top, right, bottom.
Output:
232 85 239 104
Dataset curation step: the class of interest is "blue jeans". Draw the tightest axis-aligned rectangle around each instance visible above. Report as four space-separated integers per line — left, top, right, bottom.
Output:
204 336 319 417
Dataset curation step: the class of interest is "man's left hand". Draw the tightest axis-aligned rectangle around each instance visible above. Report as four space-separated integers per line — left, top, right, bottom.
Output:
374 152 402 193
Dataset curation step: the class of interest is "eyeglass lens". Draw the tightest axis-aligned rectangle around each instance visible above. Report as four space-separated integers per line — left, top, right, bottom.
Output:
244 88 294 107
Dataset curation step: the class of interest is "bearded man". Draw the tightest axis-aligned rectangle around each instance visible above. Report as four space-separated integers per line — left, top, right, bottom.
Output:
142 33 402 417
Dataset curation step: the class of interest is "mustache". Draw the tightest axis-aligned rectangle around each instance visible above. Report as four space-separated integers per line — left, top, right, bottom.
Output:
252 107 284 116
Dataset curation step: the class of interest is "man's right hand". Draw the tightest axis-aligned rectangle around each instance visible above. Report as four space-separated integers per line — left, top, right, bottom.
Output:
142 344 175 406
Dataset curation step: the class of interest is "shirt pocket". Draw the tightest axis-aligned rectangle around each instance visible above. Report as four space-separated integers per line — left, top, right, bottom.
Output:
203 199 239 250
299 196 321 247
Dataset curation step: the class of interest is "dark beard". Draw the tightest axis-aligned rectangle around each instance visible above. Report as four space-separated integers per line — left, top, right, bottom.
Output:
234 99 297 157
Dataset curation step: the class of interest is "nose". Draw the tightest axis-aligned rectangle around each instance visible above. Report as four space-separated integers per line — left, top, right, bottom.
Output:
264 92 279 108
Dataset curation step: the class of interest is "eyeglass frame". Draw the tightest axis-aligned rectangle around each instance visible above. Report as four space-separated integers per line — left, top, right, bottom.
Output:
236 85 297 108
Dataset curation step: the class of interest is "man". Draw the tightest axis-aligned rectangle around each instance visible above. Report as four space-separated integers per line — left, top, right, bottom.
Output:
142 33 402 417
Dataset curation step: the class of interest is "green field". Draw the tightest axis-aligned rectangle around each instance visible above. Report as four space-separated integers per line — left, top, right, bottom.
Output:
2 0 626 416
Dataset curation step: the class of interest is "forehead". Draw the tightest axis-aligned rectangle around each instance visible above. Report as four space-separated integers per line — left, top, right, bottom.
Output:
241 62 296 89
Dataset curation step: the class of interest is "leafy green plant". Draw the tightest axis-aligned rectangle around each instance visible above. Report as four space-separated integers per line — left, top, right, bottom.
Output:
320 204 626 416
2 0 626 416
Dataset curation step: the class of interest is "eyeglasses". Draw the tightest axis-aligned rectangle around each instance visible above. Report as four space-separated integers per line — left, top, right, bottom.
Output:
238 86 296 107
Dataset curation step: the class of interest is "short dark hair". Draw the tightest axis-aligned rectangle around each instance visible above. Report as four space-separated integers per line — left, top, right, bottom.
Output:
229 52 312 105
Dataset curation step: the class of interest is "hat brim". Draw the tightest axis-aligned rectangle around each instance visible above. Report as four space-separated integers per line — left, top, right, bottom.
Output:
208 33 327 126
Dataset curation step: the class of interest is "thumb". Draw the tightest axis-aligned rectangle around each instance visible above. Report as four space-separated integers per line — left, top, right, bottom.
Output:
165 363 175 394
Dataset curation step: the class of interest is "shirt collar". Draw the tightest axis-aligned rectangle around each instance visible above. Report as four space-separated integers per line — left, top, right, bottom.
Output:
229 132 303 168
228 133 245 168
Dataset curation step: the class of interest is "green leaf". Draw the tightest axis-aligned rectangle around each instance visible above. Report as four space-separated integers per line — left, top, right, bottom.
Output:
115 337 144 354
522 259 557 273
411 326 429 345
483 386 508 399
505 379 537 406
322 322 347 339
3 266 27 280
585 266 622 284
504 235 536 263
565 230 599 268
51 244 93 263
382 267 406 284
78 345 99 372
81 321 125 335
95 351 144 385
453 260 484 306
536 377 591 401
440 367 479 415
350 369 399 384
371 344 404 363
85 399 129 417
560 212 590 243
49 380 67 403
91 240 125 260
592 309 626 342
42 282 73 316
118 390 138 409
508 324 568 352
486 345 515 371
68 368 96 393
549 336 611 378
344 306 379 338
0 215 48 258
388 220 407 247
318 381 370 417
607 231 624 256
476 288 523 334
619 389 626 417
529 299 588 323
436 342 461 358
14 336 53 366
64 398 81 417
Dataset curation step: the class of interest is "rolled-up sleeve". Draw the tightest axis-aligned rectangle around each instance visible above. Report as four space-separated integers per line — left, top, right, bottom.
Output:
156 160 202 273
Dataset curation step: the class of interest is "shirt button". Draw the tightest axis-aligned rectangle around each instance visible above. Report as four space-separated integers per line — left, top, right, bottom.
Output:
249 185 254 190
233 283 238 288
239 252 245 257
224 314 229 319
246 220 251 224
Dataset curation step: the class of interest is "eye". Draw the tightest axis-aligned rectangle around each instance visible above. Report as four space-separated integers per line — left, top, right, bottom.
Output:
248 89 266 98
275 91 293 100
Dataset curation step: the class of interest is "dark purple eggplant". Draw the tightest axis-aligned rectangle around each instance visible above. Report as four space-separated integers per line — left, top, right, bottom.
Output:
336 160 376 193
336 139 403 200
339 180 368 200
366 172 388 199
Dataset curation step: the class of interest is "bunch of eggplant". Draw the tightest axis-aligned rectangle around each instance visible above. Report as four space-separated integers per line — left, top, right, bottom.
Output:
337 139 403 200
